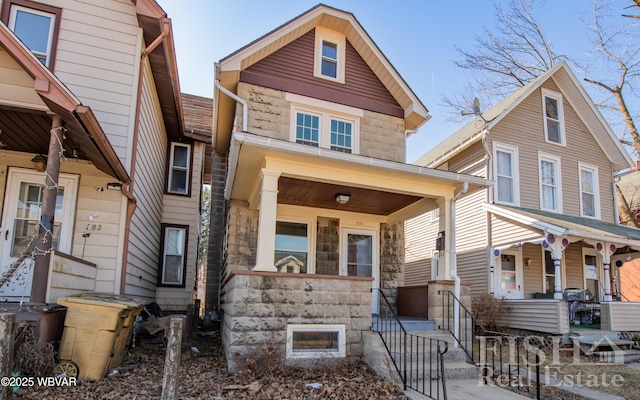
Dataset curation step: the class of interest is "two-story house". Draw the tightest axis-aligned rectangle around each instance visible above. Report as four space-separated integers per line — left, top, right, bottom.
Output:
209 4 490 371
0 0 208 313
407 62 640 335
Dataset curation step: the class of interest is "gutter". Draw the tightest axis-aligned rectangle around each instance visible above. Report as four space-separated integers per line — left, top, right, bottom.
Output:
120 20 170 295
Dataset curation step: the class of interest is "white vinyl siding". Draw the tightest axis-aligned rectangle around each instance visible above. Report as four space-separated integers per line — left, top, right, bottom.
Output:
493 142 519 205
538 152 562 213
125 59 166 301
579 162 600 219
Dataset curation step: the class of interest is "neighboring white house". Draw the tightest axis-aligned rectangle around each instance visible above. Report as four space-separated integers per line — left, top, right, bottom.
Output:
0 0 209 312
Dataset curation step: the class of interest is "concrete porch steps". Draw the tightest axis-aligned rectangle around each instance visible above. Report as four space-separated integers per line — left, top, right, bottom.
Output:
372 315 436 332
569 329 640 362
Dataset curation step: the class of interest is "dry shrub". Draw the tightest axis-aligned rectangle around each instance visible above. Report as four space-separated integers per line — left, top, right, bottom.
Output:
14 325 56 376
471 293 509 331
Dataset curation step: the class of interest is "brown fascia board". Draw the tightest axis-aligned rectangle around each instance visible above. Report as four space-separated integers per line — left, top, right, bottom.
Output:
134 0 166 19
75 106 130 183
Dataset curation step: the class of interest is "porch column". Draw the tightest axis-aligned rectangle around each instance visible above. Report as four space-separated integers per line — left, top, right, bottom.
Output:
543 234 566 300
253 169 280 272
436 197 451 280
31 115 64 303
598 242 616 302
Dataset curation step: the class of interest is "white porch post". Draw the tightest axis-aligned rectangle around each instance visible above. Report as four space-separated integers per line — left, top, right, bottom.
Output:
600 242 615 302
254 169 280 272
544 234 566 300
436 197 452 280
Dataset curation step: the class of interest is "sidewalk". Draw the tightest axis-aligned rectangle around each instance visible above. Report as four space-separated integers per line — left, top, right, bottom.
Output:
404 379 530 400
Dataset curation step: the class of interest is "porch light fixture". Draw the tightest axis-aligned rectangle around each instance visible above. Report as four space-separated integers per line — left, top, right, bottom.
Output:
335 194 350 204
524 258 532 268
31 154 47 172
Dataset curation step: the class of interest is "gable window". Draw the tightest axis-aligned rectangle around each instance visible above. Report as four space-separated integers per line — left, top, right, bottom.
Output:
3 1 61 69
579 162 600 218
167 143 191 195
538 152 562 212
275 221 308 273
321 41 338 78
542 89 565 145
159 224 188 287
314 27 346 83
287 93 362 154
493 142 519 205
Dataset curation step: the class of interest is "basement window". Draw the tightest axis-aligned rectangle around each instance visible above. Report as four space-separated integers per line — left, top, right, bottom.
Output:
286 324 346 359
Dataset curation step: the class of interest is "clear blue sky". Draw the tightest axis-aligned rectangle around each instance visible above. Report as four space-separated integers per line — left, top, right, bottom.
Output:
156 0 609 163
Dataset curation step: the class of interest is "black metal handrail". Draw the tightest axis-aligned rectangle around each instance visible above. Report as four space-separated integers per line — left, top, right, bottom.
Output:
374 289 448 400
442 290 541 399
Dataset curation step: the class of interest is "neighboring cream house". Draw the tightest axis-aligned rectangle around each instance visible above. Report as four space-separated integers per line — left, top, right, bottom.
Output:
208 4 489 370
0 0 208 312
407 62 640 334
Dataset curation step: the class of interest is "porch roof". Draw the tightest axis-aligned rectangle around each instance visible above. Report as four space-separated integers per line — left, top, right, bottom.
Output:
227 131 491 220
0 20 129 182
485 203 640 248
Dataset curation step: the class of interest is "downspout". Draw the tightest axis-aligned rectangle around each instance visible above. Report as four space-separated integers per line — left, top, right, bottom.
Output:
214 80 247 132
120 20 170 295
451 181 468 348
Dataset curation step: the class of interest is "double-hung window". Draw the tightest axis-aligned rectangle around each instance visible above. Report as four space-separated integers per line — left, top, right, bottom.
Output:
314 27 346 83
167 143 191 195
493 142 519 205
159 224 188 287
579 162 599 218
538 152 562 212
4 1 60 69
542 89 565 145
287 93 361 154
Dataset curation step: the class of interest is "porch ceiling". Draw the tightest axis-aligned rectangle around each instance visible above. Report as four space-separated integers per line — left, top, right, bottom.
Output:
278 176 421 215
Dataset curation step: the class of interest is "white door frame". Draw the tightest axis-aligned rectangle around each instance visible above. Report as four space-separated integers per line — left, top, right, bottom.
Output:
0 168 78 300
496 248 524 299
341 227 379 313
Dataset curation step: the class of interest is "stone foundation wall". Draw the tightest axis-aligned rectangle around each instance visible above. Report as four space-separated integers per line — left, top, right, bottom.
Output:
222 271 373 372
427 280 472 341
316 217 339 275
379 222 404 308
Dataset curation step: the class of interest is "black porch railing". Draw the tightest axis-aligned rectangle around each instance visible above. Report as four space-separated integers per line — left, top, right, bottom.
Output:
442 290 541 399
374 289 448 400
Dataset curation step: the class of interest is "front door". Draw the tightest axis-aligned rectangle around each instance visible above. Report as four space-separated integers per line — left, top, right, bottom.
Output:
497 250 523 299
0 169 78 301
341 228 378 313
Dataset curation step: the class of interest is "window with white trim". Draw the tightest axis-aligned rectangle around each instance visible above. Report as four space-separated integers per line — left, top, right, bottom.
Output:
287 93 362 154
159 224 188 287
286 324 346 359
579 162 600 218
493 142 519 205
314 27 346 83
538 152 562 212
7 3 57 68
167 143 191 195
275 221 309 273
542 89 565 145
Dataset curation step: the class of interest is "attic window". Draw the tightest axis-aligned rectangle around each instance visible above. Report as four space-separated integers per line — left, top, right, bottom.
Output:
542 88 565 146
314 27 346 83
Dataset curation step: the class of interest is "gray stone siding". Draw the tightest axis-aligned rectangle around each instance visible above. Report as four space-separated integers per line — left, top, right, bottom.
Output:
236 82 406 163
315 217 339 275
379 222 405 308
223 200 259 274
222 271 373 372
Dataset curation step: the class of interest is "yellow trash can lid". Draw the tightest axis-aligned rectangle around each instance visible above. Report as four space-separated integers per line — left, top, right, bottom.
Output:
57 293 145 309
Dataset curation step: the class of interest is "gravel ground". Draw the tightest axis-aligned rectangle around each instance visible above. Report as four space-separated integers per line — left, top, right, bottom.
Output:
13 330 409 400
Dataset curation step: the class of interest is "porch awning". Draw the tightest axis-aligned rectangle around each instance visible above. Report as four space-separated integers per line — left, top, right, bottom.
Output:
485 203 640 249
0 21 129 182
226 131 492 220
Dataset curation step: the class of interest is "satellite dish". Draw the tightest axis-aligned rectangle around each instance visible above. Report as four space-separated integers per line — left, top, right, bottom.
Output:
472 97 481 115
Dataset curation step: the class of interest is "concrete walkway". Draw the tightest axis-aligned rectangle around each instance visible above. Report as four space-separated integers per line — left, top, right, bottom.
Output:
404 379 530 400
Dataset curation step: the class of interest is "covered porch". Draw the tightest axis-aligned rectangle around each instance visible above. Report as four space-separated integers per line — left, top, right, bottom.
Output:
486 204 640 334
0 22 128 303
219 131 490 370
